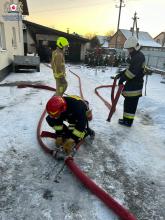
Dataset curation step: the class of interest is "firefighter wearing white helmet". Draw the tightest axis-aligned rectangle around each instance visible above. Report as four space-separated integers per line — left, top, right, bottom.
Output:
51 37 69 96
115 36 145 127
124 36 141 50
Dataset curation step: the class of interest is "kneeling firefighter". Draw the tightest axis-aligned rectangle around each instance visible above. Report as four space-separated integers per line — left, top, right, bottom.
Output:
116 36 145 127
46 96 95 155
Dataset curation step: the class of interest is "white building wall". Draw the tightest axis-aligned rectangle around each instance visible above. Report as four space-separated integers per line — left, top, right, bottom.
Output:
80 44 86 61
80 42 90 61
0 0 24 71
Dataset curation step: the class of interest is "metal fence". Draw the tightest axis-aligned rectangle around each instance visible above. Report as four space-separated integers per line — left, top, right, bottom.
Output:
144 54 165 70
142 50 165 71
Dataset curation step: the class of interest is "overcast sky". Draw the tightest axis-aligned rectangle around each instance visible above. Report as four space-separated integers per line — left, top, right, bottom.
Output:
26 0 165 37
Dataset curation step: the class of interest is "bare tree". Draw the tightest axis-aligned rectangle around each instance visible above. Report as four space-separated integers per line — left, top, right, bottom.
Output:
105 29 115 43
84 32 97 40
90 36 100 49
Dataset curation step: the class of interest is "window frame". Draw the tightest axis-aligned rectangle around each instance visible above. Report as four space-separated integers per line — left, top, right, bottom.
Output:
0 22 6 50
12 26 17 48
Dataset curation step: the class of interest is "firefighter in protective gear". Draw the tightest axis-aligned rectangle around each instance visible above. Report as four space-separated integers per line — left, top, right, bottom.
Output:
123 36 141 51
46 96 94 155
116 36 145 127
51 37 69 96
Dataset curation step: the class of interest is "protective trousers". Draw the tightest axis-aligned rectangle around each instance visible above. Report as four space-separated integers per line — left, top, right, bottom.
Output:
55 77 68 96
123 97 139 125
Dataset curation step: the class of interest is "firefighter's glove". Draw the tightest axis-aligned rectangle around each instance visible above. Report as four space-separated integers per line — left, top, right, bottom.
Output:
55 136 64 146
62 138 75 155
115 73 122 79
118 75 126 85
86 109 93 121
119 68 126 74
118 78 123 85
144 66 153 75
111 73 121 80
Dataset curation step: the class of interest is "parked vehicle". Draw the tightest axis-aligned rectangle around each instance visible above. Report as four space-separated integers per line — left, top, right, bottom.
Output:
13 55 40 72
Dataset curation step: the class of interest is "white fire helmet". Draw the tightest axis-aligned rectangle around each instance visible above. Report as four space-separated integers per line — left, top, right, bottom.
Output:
124 36 140 51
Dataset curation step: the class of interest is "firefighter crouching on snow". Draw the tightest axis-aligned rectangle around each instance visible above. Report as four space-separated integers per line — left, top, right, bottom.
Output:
51 37 69 96
116 36 145 127
46 96 95 155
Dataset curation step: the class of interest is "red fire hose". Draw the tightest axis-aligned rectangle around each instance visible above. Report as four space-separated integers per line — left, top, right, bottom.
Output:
37 109 54 155
107 84 124 121
95 84 113 109
66 157 137 220
67 70 137 220
95 78 124 121
69 69 84 99
17 83 56 92
18 68 137 220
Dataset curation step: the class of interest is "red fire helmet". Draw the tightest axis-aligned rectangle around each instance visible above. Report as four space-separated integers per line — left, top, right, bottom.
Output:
46 96 67 118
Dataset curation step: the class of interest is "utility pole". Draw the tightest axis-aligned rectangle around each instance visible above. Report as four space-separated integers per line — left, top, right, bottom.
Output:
115 0 125 48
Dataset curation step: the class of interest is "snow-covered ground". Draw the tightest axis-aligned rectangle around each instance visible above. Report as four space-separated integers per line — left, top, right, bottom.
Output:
0 64 165 220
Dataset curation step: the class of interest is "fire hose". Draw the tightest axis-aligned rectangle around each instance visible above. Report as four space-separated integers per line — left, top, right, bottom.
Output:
94 78 124 121
18 68 137 220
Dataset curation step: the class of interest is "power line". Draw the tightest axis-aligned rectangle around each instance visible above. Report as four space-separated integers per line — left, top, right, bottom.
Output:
30 1 112 14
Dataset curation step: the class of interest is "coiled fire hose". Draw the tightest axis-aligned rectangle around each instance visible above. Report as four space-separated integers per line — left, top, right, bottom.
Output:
95 78 124 121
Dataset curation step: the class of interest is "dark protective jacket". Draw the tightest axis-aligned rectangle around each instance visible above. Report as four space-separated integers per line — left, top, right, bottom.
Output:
46 96 89 142
119 50 145 97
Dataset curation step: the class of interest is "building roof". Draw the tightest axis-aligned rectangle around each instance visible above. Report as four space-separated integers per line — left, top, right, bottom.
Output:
120 29 161 48
154 32 165 39
19 0 29 15
23 20 89 43
97 36 109 48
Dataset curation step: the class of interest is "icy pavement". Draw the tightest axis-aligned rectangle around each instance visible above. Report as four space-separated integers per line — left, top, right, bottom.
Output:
0 64 165 220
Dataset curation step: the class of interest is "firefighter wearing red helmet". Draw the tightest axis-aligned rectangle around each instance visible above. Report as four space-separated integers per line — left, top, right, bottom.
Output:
46 96 94 155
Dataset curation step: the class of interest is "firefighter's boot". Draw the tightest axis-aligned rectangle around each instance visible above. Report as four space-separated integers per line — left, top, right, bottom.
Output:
118 119 132 127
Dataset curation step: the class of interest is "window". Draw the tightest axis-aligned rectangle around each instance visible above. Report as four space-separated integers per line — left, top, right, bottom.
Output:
0 22 6 50
12 27 17 48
